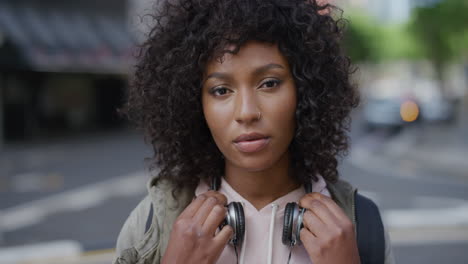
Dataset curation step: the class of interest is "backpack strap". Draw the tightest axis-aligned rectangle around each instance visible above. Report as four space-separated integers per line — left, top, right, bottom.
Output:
355 192 385 264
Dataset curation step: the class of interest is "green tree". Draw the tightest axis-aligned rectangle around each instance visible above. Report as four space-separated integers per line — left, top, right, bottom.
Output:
410 0 468 95
343 12 382 62
344 11 422 63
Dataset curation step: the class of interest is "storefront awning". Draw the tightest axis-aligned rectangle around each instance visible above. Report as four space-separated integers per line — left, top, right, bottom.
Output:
0 1 137 74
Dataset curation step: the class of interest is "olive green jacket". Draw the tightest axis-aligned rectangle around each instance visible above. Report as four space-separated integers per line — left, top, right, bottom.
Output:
113 177 395 264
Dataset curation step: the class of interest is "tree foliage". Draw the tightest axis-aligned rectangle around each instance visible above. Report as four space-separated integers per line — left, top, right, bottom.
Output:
343 0 468 64
343 11 422 62
342 12 381 62
410 0 468 64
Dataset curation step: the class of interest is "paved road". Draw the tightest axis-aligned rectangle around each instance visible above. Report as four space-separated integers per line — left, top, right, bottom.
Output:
0 129 152 209
0 124 467 263
0 129 152 249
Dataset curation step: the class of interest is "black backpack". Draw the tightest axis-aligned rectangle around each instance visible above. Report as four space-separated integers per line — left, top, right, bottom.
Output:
355 192 385 264
145 192 385 263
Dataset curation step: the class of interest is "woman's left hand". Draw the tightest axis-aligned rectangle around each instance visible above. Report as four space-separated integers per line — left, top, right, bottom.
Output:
299 192 361 264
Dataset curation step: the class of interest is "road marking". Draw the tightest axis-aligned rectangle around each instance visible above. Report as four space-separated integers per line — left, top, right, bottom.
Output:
10 172 64 192
389 226 468 245
0 171 148 232
350 151 468 243
347 141 468 185
0 240 82 264
365 192 468 244
384 204 468 228
348 135 468 244
2 148 468 248
350 128 468 183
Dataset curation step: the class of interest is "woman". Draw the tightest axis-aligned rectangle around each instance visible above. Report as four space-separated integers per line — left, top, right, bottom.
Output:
114 0 395 263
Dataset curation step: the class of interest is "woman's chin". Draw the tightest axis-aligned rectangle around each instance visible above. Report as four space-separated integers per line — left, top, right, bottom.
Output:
230 157 276 172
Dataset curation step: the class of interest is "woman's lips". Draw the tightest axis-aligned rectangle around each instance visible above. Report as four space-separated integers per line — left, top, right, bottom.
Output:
233 137 270 153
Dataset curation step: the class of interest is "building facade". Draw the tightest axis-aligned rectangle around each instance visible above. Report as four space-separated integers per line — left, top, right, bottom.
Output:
0 0 136 144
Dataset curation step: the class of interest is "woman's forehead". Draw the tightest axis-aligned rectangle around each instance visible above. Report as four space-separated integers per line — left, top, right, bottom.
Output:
204 41 289 74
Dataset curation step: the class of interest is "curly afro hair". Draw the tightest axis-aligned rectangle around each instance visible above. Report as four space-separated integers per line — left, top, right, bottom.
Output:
121 0 359 192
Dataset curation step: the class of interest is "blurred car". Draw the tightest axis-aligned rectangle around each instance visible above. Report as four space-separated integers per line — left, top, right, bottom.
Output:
363 96 420 131
419 96 456 123
410 77 458 124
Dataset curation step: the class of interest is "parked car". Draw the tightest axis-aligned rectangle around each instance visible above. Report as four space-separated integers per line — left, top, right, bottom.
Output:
363 96 420 131
419 96 457 123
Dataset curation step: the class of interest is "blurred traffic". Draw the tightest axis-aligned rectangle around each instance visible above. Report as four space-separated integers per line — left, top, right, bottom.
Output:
0 0 467 263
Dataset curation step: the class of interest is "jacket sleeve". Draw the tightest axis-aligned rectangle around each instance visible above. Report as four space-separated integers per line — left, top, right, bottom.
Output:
114 195 154 262
383 224 396 264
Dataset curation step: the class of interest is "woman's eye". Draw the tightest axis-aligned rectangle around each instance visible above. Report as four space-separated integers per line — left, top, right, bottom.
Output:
210 87 229 96
260 79 281 89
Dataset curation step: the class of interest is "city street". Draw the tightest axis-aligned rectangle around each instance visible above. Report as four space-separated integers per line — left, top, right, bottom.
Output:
0 0 467 263
0 118 467 263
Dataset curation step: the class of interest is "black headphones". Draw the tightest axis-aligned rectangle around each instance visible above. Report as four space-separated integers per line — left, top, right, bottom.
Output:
282 181 312 247
210 177 313 249
211 176 245 248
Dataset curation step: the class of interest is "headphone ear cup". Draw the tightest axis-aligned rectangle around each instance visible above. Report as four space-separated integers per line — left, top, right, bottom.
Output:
282 202 295 246
233 202 245 247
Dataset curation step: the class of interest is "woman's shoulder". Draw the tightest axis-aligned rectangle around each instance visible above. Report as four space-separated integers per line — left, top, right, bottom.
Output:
115 194 154 256
324 178 357 216
114 179 174 258
326 178 357 196
115 179 196 259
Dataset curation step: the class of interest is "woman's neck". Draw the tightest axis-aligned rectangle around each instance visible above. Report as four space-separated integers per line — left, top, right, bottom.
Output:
224 151 300 210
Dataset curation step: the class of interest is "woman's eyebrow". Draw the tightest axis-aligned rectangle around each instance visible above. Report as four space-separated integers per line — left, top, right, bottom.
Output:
204 63 285 83
204 72 231 82
252 63 285 75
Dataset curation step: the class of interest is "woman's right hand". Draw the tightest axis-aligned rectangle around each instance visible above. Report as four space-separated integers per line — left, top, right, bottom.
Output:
161 191 233 264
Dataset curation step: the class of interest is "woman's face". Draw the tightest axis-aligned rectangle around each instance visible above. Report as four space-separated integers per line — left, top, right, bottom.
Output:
201 41 297 172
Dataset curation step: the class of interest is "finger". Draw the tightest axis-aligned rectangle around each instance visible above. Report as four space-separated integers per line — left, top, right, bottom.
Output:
203 191 228 206
302 210 327 238
179 194 207 219
193 196 219 225
300 193 345 220
210 225 233 262
314 194 349 221
300 194 340 226
213 224 234 247
316 195 356 234
299 192 325 209
300 228 319 255
310 200 340 228
202 204 227 236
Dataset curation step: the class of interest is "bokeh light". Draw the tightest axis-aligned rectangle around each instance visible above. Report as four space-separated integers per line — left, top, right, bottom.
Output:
400 100 419 122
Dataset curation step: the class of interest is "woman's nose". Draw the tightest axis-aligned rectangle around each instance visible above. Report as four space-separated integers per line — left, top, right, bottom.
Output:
234 89 261 124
